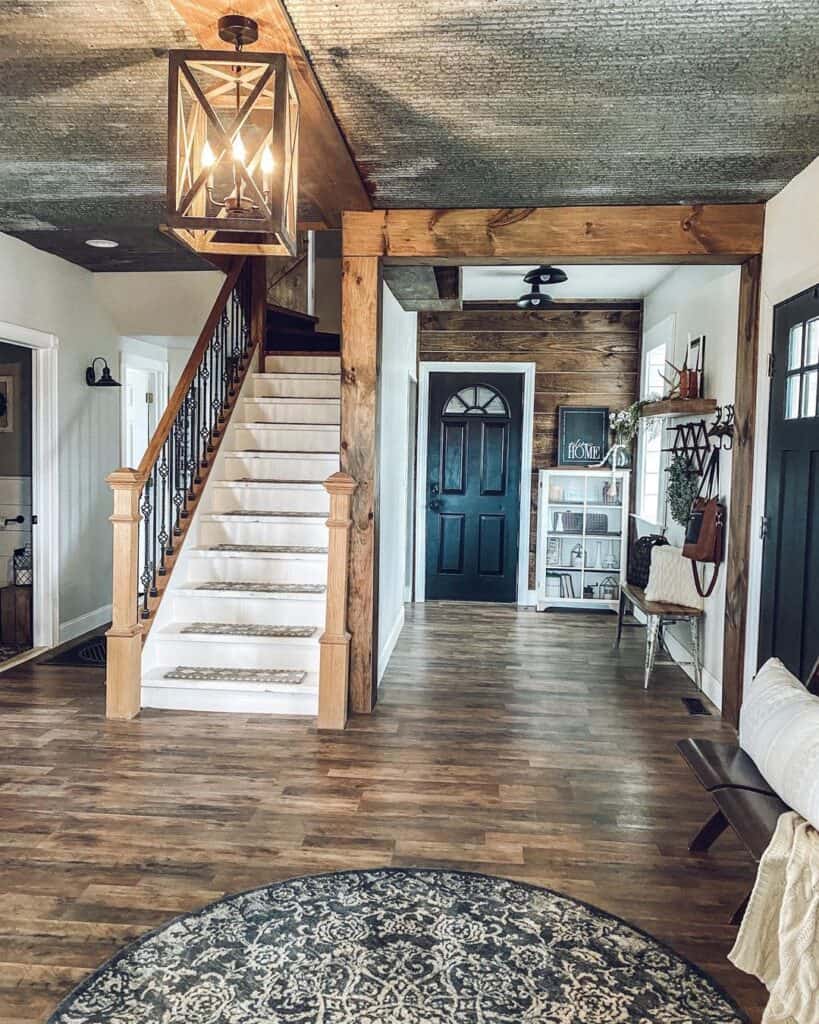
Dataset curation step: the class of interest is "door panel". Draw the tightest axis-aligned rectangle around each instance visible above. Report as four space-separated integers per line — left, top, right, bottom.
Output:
425 372 523 602
759 286 819 680
480 421 508 495
438 514 465 574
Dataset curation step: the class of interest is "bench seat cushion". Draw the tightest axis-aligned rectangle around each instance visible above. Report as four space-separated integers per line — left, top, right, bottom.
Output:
740 657 819 829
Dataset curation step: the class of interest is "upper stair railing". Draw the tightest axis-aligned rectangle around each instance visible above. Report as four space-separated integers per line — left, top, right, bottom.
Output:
105 257 266 719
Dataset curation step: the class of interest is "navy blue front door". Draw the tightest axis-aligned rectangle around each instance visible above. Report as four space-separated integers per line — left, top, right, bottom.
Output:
425 372 523 602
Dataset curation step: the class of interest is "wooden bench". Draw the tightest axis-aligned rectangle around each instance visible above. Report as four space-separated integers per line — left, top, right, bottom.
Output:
614 582 704 689
678 658 819 923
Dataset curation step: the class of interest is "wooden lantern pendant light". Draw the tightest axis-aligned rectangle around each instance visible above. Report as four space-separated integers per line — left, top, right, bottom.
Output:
163 15 300 257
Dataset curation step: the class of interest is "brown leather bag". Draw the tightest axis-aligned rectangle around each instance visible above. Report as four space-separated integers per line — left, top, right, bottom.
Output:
682 449 725 597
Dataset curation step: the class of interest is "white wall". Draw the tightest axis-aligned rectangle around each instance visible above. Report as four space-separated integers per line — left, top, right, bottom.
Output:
377 283 417 681
641 265 741 708
94 271 223 338
0 232 225 643
745 156 819 688
0 233 121 634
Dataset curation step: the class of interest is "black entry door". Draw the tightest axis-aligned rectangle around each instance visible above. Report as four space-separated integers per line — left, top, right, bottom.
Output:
425 372 523 602
759 285 819 678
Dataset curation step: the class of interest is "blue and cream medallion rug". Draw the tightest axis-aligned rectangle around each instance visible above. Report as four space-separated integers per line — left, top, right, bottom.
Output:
48 868 746 1023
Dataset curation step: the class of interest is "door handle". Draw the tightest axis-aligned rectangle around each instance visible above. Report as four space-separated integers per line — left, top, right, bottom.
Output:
428 499 442 512
430 483 439 496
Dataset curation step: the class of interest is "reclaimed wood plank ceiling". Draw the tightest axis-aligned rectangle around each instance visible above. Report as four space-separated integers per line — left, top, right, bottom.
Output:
0 0 817 270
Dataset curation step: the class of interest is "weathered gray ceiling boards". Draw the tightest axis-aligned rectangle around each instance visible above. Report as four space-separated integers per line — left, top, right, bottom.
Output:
0 0 205 271
284 0 818 207
1 0 817 270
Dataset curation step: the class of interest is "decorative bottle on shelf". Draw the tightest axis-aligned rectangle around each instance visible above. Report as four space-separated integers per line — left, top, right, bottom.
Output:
571 543 584 568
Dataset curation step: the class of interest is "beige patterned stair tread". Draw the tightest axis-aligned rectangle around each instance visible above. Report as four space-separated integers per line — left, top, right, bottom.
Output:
163 666 306 685
181 623 318 638
222 509 326 518
232 478 325 486
210 543 327 554
194 581 326 594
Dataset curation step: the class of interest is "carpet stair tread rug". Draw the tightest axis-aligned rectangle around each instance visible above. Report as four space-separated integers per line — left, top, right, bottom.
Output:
47 868 747 1024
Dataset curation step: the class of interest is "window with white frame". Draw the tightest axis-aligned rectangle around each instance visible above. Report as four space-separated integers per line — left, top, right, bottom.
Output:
638 317 674 524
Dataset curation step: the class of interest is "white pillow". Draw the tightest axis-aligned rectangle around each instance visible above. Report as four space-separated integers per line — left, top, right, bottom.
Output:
643 545 704 610
739 657 819 829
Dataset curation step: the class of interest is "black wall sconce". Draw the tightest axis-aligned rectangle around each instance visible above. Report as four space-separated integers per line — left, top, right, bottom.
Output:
85 357 121 388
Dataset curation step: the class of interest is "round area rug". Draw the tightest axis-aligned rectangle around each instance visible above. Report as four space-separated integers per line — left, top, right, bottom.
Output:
48 868 746 1023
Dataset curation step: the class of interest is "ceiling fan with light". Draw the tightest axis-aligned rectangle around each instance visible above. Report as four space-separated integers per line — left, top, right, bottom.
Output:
516 265 568 308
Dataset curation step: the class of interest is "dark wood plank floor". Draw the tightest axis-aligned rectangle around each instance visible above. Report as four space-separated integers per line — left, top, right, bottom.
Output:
0 603 764 1023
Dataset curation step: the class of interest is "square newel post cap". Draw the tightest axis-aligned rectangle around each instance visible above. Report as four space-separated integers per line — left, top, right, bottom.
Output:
324 472 357 496
106 467 144 491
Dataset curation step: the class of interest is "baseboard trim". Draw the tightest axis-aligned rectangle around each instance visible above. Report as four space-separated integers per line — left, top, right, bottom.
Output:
59 604 112 645
378 605 405 682
662 629 722 710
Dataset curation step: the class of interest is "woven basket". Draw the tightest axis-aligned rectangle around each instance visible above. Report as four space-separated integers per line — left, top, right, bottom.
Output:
561 512 584 532
586 512 609 535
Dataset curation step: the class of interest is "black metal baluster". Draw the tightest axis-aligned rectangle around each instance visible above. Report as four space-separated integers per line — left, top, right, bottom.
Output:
157 439 170 574
139 478 153 619
149 461 159 598
186 386 197 499
172 413 184 533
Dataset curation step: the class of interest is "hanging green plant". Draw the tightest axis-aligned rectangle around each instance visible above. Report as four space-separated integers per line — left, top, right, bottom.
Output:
667 453 699 526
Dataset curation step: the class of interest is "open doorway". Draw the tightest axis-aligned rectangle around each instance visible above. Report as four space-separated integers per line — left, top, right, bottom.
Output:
120 349 168 468
0 340 34 666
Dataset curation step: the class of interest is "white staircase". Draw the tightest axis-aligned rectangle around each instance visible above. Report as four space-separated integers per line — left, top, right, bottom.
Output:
141 353 341 715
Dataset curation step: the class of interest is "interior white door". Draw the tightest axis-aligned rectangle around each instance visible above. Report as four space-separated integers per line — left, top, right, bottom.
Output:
124 366 158 467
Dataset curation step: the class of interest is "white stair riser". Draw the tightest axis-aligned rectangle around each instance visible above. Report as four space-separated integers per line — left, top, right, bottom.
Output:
253 376 339 399
199 520 328 548
210 485 329 514
234 425 340 453
142 684 319 716
186 556 327 585
173 593 326 627
243 399 339 425
265 355 340 374
151 638 320 672
223 454 338 482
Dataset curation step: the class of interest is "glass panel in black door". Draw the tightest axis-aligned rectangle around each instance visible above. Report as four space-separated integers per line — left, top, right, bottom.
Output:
426 372 523 601
759 286 819 681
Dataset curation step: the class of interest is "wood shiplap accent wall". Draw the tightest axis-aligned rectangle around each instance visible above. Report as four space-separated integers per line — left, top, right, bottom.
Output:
418 304 642 586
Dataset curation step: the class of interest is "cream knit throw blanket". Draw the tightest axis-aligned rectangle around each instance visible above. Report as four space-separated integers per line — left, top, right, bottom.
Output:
729 811 819 1024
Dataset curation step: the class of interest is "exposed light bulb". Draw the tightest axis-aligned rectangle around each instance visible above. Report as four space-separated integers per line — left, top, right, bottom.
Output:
231 133 246 163
201 140 216 168
261 146 275 175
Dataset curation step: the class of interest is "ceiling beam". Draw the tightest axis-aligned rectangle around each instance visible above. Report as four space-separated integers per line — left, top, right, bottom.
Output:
383 265 463 311
343 205 765 263
168 0 371 229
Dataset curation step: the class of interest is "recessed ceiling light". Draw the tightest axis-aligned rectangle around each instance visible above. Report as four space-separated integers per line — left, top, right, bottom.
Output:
85 238 119 249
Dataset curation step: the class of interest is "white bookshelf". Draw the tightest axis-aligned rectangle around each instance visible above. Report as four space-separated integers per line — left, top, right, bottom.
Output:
535 469 630 611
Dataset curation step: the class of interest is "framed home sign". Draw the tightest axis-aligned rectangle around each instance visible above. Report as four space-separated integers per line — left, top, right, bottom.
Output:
557 406 609 466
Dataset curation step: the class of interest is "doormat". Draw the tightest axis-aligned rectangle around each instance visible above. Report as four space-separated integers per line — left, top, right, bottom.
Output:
682 696 711 716
45 634 106 668
0 642 29 665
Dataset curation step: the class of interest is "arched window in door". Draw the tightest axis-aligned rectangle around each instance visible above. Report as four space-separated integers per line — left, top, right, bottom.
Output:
443 384 509 417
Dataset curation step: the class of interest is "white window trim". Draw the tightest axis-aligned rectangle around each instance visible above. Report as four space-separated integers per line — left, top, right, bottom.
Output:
636 315 676 531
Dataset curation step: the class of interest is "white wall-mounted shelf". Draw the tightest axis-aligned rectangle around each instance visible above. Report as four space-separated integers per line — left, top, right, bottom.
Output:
535 468 630 612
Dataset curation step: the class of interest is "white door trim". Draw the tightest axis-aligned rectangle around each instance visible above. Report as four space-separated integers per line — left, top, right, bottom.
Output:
119 348 169 467
414 361 536 605
0 319 59 649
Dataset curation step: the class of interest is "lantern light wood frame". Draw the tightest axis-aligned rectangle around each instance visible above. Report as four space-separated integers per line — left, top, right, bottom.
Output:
163 45 300 257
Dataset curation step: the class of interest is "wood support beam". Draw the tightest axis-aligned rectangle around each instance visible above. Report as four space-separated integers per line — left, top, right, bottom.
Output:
382 265 463 311
168 0 370 228
722 255 762 727
340 255 381 713
343 205 765 263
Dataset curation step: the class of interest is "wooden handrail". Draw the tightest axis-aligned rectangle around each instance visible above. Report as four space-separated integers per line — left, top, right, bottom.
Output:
136 256 245 482
317 472 357 730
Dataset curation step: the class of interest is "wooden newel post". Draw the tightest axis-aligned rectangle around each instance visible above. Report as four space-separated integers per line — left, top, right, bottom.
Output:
318 472 358 729
105 468 144 720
